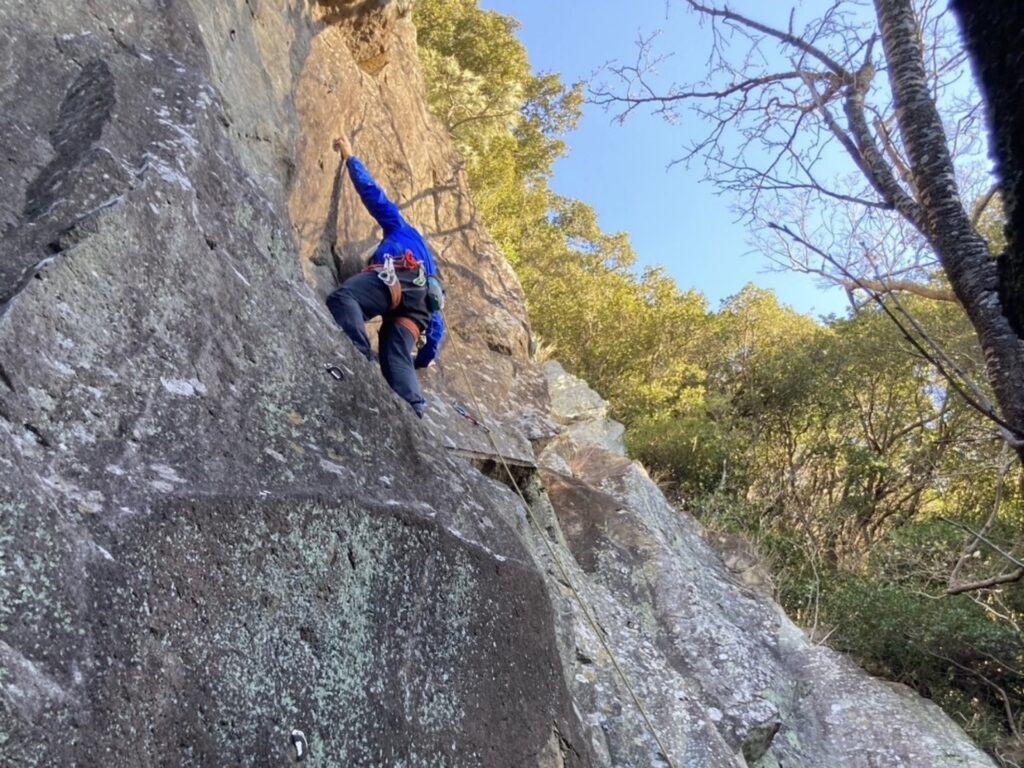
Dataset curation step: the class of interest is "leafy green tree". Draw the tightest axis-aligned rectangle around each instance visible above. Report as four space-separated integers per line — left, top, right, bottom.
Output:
416 0 711 427
593 0 1024 469
415 0 581 264
415 3 1022 755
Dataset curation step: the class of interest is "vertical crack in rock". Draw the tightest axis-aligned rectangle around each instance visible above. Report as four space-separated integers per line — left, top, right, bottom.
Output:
0 363 15 393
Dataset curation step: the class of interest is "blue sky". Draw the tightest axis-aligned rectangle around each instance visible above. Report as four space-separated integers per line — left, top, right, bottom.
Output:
478 0 851 318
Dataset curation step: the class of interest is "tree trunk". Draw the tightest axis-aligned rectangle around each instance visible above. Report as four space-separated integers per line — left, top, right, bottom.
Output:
875 0 1024 464
950 0 1024 341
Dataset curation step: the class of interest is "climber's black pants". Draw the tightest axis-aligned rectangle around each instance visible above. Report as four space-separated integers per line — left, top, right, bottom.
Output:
326 271 426 412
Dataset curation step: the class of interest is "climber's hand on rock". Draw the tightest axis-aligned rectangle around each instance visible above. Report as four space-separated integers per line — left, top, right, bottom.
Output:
332 134 353 159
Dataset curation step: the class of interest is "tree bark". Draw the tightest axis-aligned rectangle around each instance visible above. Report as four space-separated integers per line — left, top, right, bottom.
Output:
875 0 1024 464
951 0 1024 341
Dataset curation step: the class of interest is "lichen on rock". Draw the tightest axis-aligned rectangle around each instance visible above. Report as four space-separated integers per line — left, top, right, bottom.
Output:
0 0 1000 766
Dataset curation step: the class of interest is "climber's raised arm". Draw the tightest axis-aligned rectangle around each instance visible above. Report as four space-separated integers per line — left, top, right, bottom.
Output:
333 133 406 236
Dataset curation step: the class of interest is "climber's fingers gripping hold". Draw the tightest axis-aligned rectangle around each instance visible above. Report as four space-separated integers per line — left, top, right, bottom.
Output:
332 133 353 160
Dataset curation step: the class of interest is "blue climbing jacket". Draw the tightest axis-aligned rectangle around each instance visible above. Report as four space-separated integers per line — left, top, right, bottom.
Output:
347 156 445 368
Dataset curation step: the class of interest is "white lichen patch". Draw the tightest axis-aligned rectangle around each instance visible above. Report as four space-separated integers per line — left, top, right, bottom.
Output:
48 359 76 377
319 458 352 478
263 447 287 463
160 376 207 397
0 639 71 719
27 387 57 412
227 262 251 287
70 424 96 446
149 463 185 485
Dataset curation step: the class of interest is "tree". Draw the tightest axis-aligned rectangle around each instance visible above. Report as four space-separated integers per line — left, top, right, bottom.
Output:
415 2 1022 753
415 0 712 425
591 0 1024 467
950 0 1024 347
414 0 582 264
414 5 1022 749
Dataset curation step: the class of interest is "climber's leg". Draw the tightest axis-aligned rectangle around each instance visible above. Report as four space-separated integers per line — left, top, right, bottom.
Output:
379 320 427 416
326 272 391 360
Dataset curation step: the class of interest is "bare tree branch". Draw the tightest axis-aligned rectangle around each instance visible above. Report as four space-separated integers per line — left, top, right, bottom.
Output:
941 516 1024 570
768 221 1024 442
916 644 1022 741
946 568 1024 595
683 0 848 74
876 0 1024 464
950 444 1012 585
591 0 1024 466
842 277 955 301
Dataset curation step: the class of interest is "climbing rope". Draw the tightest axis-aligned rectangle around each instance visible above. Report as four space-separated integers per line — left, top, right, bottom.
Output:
439 310 679 768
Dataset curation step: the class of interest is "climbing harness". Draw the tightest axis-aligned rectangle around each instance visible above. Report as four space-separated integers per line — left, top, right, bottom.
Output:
366 251 418 309
393 316 422 345
290 729 308 762
364 250 444 317
439 309 679 768
361 250 442 351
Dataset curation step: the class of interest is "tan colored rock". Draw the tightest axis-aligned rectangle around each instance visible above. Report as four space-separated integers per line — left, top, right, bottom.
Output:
707 531 775 597
287 6 547 459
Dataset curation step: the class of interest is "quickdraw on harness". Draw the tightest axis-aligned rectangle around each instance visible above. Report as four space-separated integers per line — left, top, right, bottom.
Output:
364 251 423 311
364 250 446 343
364 250 436 348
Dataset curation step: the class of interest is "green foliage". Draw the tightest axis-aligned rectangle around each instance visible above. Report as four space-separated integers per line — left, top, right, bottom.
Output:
977 194 1008 255
416 0 711 426
517 206 710 422
414 0 582 264
817 538 1024 752
627 413 731 494
415 3 1024 757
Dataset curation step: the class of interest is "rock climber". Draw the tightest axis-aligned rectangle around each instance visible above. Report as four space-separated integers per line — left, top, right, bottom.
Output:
327 133 445 418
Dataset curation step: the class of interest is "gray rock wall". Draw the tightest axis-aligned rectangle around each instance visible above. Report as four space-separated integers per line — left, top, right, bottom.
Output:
0 1 581 765
0 1 1000 766
538 365 996 768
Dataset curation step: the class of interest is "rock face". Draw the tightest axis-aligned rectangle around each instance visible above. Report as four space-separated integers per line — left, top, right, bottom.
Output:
541 361 626 465
0 1 575 765
538 366 996 768
0 1 998 767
